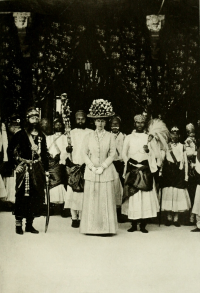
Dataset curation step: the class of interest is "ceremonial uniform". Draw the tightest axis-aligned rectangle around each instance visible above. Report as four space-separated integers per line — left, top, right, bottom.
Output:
161 126 191 226
8 129 48 219
64 128 93 215
184 123 197 224
122 132 159 222
46 133 68 203
7 108 49 234
191 148 200 231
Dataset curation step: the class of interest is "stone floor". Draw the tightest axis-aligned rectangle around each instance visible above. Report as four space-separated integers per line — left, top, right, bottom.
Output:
0 212 200 293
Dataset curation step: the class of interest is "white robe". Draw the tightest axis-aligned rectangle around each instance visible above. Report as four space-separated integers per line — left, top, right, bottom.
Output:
64 128 93 210
121 132 159 220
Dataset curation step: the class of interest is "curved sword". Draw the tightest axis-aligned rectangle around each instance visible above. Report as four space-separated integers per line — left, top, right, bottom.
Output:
45 174 50 233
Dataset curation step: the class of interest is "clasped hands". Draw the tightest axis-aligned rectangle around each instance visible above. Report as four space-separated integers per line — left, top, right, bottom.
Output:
91 166 104 175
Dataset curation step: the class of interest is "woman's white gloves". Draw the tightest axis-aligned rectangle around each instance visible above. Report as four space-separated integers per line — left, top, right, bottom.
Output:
95 167 104 175
91 167 97 173
91 166 104 175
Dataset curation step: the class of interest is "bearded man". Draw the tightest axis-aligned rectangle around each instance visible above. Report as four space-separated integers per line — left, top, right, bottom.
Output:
122 114 159 233
7 107 49 235
64 110 93 228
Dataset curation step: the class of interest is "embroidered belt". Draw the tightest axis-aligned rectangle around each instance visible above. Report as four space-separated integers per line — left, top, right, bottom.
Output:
19 157 41 164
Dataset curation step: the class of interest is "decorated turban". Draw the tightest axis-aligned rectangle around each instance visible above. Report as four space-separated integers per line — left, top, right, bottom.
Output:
171 126 179 134
134 114 146 123
26 107 39 119
9 113 21 125
186 123 195 133
75 110 86 118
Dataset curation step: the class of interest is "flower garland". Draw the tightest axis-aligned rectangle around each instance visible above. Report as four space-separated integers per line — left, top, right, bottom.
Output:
89 99 114 117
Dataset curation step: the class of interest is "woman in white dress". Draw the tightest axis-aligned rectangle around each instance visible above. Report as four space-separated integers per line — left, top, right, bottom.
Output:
80 99 119 235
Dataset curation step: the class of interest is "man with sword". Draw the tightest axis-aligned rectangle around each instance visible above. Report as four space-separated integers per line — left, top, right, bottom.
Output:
7 107 49 235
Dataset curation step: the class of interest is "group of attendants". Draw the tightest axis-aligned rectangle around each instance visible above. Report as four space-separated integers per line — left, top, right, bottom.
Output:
1 103 200 236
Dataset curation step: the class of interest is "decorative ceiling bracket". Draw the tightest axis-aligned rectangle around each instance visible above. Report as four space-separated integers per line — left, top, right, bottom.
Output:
13 12 31 57
146 15 165 60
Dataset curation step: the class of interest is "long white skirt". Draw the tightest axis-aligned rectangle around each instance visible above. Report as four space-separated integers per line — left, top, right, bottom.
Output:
50 184 66 204
80 180 118 234
192 185 200 216
161 187 191 212
114 177 123 206
64 185 83 211
122 182 159 220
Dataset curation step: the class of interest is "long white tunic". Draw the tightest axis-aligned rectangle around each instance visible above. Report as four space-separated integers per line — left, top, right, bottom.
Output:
121 132 159 220
64 128 93 210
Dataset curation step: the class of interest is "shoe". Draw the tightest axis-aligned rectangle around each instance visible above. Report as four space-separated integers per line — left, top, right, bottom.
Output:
174 221 181 227
16 226 23 235
71 219 79 228
61 208 71 218
76 220 80 228
165 220 172 226
25 225 39 234
140 228 149 233
127 225 137 232
191 227 200 232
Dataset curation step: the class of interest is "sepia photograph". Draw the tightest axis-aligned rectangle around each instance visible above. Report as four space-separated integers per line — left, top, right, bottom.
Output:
0 1 199 292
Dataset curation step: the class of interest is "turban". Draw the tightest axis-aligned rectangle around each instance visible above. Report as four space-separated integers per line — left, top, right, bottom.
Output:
110 115 121 123
186 123 195 133
134 114 146 123
171 126 179 134
75 110 86 118
26 107 39 118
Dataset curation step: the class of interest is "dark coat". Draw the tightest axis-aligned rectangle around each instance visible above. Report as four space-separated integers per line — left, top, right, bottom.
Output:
7 129 49 218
